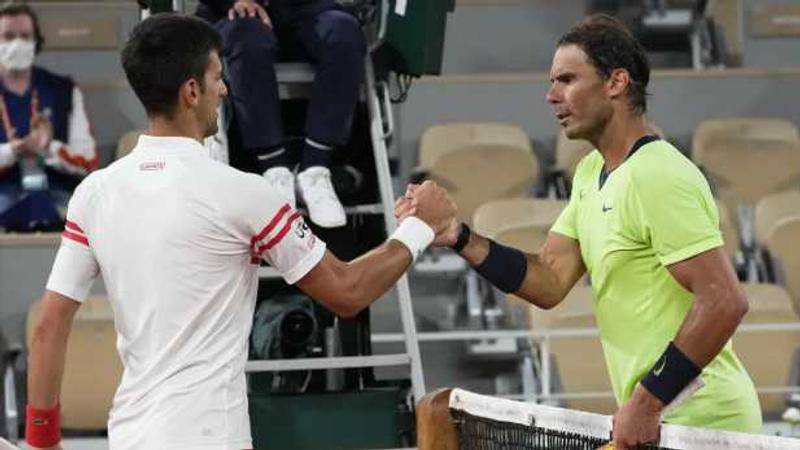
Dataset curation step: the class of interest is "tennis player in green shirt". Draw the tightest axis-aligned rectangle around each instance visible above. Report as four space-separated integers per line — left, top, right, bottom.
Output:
397 14 761 450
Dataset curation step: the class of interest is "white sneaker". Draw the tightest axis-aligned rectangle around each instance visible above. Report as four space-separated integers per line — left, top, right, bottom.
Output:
297 166 346 228
263 167 296 208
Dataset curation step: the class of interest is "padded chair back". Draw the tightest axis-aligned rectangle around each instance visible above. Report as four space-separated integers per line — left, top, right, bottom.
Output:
736 283 800 414
755 189 800 247
766 218 800 315
693 118 800 163
420 123 539 224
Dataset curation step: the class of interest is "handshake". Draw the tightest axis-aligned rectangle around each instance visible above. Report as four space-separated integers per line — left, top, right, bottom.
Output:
394 180 460 247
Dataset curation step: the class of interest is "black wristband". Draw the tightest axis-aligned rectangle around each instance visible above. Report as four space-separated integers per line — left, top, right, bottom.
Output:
450 222 470 253
640 342 701 406
474 239 527 294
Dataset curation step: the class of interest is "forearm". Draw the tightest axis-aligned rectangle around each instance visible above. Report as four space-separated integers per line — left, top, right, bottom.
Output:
28 316 72 408
457 229 571 309
673 287 747 368
343 240 414 313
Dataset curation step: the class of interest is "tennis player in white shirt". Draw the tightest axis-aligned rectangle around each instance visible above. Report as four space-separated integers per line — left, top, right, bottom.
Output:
25 14 456 450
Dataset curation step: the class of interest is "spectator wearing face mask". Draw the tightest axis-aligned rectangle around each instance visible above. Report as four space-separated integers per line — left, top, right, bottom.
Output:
0 2 97 232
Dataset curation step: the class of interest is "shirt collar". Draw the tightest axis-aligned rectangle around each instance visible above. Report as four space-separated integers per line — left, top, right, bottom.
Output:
134 134 208 157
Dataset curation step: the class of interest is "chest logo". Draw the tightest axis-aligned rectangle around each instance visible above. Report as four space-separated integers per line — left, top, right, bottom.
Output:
602 204 613 213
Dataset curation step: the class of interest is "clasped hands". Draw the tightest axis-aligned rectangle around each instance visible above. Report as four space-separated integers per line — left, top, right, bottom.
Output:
10 113 52 159
394 180 459 247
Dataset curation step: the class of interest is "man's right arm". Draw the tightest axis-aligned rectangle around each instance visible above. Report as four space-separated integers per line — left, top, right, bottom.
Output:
456 228 586 310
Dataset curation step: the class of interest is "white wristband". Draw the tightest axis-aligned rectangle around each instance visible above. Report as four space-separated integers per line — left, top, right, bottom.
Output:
391 216 435 263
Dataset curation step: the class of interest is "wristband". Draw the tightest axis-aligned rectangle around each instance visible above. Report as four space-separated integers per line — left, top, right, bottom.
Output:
391 216 434 263
450 222 470 253
26 403 61 448
640 342 701 406
474 239 527 293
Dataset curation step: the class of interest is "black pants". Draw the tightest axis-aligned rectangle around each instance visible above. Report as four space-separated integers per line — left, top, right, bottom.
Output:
214 4 366 153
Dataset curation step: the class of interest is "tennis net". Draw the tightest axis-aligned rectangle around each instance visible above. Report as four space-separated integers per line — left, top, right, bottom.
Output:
417 388 800 450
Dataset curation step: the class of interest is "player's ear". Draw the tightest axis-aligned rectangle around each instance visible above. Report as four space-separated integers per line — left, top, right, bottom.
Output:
606 68 631 100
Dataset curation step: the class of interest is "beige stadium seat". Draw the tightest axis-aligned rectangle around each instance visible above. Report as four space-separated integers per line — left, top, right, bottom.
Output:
755 190 800 248
693 118 800 163
116 130 143 160
554 122 665 183
418 122 539 224
766 217 800 315
736 283 800 414
530 286 615 414
472 198 567 253
693 139 800 216
716 199 740 261
27 296 122 430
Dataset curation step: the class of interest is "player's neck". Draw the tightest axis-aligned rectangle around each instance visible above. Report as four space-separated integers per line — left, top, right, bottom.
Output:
594 113 650 172
148 114 206 144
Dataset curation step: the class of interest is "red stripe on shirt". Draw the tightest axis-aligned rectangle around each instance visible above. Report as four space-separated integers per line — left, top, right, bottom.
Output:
251 204 291 245
257 211 302 254
58 145 99 171
63 230 88 246
65 220 84 234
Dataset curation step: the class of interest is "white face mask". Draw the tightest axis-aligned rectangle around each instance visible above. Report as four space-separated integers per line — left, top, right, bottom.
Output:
0 38 35 71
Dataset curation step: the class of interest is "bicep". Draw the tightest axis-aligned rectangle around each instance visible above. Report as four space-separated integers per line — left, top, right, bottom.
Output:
666 246 740 298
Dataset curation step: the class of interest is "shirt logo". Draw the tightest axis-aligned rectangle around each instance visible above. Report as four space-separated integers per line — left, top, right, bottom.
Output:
602 204 613 213
653 356 667 377
140 161 165 171
295 218 310 239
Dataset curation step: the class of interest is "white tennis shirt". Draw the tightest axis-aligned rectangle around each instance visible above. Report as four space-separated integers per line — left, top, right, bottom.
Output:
46 135 326 449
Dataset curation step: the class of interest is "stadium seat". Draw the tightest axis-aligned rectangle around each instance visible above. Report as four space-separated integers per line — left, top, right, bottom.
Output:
735 283 800 415
693 118 800 163
472 197 566 253
418 122 539 224
529 286 615 415
693 139 800 219
716 198 740 261
116 130 143 160
765 217 800 315
27 296 122 431
755 190 800 250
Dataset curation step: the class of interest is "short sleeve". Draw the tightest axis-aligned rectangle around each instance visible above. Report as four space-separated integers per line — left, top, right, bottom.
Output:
46 179 100 301
551 193 578 239
631 162 723 266
234 174 326 284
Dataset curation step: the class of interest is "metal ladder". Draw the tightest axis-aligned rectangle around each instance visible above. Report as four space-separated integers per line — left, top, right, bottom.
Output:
159 0 426 402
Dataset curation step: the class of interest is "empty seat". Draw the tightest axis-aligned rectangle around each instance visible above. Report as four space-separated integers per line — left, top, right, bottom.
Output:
765 217 800 315
530 286 615 414
693 139 800 216
419 122 539 224
755 189 800 249
472 198 567 253
693 118 800 163
735 283 800 414
27 296 122 431
716 198 740 261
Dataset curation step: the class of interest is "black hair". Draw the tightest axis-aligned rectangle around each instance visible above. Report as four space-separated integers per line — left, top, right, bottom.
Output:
121 14 222 118
558 14 650 114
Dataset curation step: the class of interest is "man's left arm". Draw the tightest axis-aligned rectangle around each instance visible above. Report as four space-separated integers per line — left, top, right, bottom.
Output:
613 247 748 448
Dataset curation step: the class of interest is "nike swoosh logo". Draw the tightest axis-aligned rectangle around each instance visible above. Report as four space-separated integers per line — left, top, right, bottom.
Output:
653 356 667 376
602 205 613 213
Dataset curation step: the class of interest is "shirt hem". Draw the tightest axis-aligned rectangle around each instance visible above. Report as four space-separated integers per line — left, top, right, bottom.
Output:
659 235 723 266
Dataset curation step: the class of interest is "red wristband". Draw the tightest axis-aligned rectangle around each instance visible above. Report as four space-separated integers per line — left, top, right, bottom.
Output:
26 403 61 448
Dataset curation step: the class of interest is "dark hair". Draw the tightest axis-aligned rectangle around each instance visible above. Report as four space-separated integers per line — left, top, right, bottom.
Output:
121 14 221 118
0 2 45 53
558 14 650 114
